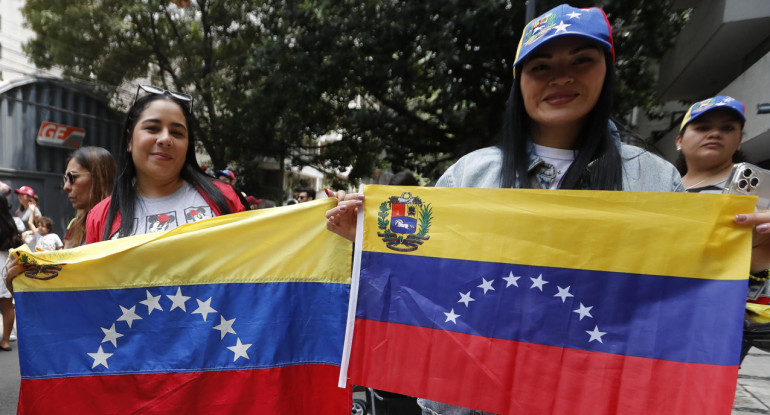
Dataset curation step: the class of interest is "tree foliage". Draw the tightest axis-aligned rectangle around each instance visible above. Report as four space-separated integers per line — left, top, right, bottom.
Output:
22 0 686 191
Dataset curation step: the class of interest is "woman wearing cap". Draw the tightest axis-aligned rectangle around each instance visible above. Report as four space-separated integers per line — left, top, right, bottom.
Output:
13 186 41 231
675 96 749 193
62 146 117 248
326 4 770 413
83 85 245 242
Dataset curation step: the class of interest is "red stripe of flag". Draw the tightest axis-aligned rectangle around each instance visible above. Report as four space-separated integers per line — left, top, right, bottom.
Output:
20 364 350 414
349 319 738 415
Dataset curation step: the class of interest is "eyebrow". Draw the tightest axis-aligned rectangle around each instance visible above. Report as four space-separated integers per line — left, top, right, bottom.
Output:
527 44 601 61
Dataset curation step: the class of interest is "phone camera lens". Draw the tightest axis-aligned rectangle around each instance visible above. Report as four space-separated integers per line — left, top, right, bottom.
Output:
739 179 749 190
743 168 754 177
751 177 760 188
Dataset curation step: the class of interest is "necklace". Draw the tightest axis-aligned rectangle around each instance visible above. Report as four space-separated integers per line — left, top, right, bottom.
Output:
684 165 732 190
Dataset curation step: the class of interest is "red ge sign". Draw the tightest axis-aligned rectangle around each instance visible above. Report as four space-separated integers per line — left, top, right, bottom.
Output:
36 122 86 149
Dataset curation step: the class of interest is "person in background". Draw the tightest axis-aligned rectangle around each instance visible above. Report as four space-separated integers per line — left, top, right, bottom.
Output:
674 95 767 361
246 196 261 210
215 169 236 185
0 197 22 351
258 199 276 209
22 216 63 252
62 146 117 248
14 186 41 231
84 85 245 242
389 171 419 186
297 187 315 203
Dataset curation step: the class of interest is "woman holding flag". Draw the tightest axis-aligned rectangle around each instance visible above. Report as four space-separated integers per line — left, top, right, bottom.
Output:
327 4 770 414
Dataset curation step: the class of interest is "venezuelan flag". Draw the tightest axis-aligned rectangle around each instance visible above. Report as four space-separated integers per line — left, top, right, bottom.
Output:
12 200 352 414
342 185 754 415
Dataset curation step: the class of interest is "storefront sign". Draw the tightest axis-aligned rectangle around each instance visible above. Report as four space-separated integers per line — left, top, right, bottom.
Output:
36 122 86 149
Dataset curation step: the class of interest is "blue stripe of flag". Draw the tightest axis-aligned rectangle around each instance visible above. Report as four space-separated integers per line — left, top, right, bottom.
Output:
17 282 348 378
357 252 746 365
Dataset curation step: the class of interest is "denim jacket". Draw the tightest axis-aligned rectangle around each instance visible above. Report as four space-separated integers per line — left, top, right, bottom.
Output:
436 143 684 192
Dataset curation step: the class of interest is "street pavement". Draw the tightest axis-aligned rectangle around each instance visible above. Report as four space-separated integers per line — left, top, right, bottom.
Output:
0 315 769 414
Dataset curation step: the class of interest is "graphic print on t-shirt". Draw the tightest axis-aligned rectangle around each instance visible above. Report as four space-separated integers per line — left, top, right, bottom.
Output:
146 212 178 233
109 218 139 240
184 206 212 223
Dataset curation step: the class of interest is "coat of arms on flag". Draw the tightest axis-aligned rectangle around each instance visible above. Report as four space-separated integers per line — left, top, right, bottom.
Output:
377 192 432 252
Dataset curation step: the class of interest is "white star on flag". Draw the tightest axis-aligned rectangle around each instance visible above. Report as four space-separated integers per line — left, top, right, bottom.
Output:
478 278 495 294
88 345 113 369
554 285 574 303
167 287 191 312
100 323 124 347
192 297 217 321
573 303 593 320
227 338 252 362
530 274 549 291
213 315 237 339
444 308 461 324
723 97 734 102
117 305 142 328
567 11 581 19
503 271 520 287
586 325 607 343
458 291 475 307
139 290 163 315
553 20 571 33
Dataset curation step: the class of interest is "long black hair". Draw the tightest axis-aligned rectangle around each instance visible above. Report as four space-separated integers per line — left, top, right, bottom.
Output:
104 93 232 240
0 197 22 251
500 52 622 190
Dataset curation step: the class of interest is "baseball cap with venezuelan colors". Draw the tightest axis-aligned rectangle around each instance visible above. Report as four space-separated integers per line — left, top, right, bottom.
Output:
679 95 746 133
514 4 615 67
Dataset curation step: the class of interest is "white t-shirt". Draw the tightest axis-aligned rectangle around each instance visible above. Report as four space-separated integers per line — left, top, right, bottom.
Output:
116 183 214 238
533 144 577 189
36 233 63 251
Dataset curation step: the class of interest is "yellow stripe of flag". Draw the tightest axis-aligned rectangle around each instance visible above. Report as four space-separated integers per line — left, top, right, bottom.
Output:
361 185 754 280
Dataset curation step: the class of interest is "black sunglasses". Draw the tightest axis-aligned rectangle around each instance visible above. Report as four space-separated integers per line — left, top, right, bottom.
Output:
134 84 194 113
62 171 90 186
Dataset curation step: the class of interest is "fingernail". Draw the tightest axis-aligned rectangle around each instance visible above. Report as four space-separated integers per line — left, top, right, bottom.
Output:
324 188 334 197
758 224 769 232
339 205 347 211
736 215 748 223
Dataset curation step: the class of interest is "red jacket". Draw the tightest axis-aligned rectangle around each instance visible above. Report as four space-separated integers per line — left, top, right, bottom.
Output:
85 180 245 244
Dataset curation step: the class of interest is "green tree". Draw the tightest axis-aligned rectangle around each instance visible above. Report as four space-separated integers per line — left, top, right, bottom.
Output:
22 0 686 188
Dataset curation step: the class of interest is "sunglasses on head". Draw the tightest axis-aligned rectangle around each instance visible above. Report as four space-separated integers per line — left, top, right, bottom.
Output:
133 84 194 113
62 171 91 186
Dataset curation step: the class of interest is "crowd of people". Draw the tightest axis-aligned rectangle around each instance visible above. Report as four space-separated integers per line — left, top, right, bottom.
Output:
1 3 769 414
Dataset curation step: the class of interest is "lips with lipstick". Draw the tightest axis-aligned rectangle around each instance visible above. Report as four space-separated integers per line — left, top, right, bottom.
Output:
544 90 579 105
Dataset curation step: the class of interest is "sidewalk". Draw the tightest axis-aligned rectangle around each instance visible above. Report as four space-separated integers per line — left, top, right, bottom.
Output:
734 349 770 414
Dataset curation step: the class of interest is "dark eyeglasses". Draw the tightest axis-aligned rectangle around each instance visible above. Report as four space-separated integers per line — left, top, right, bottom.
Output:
63 171 90 186
134 84 194 113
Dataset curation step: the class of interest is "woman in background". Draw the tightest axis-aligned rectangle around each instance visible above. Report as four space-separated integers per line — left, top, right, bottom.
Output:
0 197 22 351
62 146 117 248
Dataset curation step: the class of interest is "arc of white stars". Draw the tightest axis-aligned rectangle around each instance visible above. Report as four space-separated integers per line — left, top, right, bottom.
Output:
530 274 548 291
88 346 113 369
586 326 607 343
554 285 574 303
503 271 520 287
140 290 163 315
192 297 217 322
444 308 460 324
100 323 124 347
213 316 237 339
117 305 142 328
477 278 495 294
227 338 252 362
167 287 191 312
573 303 593 320
458 291 475 307
553 20 571 33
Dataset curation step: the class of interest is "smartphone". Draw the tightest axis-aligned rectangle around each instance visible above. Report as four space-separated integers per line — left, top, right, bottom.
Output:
723 162 770 210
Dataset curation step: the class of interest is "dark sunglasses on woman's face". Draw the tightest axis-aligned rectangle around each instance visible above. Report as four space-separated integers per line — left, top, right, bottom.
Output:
63 171 91 186
133 84 194 113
